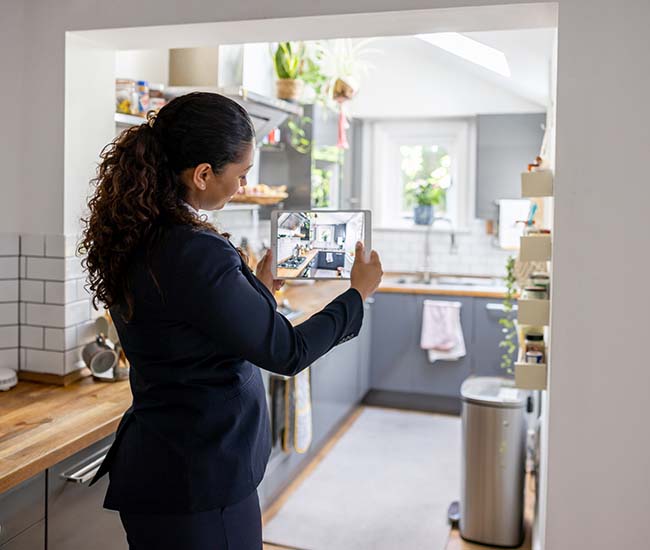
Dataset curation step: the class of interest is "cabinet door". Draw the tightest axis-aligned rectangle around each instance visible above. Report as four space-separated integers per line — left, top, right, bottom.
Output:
369 293 419 392
0 520 44 550
357 299 373 400
410 295 474 398
47 435 127 550
0 473 44 547
476 113 545 220
311 335 361 447
473 297 516 378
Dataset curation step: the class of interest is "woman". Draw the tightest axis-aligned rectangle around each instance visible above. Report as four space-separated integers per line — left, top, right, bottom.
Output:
81 92 383 549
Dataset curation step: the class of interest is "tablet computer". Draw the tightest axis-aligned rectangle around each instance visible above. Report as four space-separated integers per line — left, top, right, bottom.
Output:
271 210 371 280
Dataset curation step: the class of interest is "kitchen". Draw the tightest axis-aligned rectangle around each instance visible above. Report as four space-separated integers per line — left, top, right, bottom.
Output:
0 2 648 550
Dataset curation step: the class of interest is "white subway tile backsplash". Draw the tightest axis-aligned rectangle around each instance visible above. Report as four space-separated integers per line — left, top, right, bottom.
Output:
44 327 77 351
27 257 65 281
0 257 19 279
0 280 19 302
20 326 43 349
21 234 45 256
19 257 26 278
75 278 90 300
90 301 106 320
45 234 66 257
76 320 96 346
0 303 18 325
26 303 66 327
19 302 26 323
0 348 18 370
65 256 85 280
0 234 19 256
24 349 64 374
67 300 91 325
45 280 77 304
64 347 85 374
20 280 45 302
0 326 19 348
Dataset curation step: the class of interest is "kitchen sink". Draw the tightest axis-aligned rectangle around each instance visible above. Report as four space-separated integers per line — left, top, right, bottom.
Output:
387 275 503 287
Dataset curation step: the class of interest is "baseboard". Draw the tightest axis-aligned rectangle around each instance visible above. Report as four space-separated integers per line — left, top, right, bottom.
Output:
362 389 461 416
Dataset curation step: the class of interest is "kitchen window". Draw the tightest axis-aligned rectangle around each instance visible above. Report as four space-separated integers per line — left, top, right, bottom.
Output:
366 119 476 230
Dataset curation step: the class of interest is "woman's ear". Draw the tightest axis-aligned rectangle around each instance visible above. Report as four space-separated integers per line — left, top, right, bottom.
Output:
192 163 213 191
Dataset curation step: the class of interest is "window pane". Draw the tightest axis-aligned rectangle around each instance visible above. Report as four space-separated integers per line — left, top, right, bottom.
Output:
400 144 451 217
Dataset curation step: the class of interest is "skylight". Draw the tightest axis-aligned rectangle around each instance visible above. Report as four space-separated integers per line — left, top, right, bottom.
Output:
415 32 511 77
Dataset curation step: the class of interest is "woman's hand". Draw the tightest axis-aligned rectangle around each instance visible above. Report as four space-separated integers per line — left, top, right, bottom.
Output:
350 241 383 301
255 248 285 294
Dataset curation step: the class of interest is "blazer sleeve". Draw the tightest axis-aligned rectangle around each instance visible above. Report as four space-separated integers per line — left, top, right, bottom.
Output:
172 232 364 377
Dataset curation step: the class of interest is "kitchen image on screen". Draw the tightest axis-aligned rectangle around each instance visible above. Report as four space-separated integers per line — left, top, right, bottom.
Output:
276 211 365 279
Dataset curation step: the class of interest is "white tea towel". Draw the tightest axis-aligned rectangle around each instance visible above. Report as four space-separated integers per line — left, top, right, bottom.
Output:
326 252 333 263
420 300 466 363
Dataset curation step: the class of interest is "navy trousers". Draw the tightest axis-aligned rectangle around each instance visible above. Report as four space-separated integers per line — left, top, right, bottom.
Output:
118 490 262 550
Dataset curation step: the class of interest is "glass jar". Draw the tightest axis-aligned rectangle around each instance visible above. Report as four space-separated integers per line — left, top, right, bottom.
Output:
524 332 546 362
522 286 547 300
115 79 138 115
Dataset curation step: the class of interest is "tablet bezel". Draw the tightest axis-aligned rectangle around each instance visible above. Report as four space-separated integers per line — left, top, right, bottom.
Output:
270 209 372 280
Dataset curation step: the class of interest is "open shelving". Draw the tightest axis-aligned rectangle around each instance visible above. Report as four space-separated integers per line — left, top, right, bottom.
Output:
515 169 554 391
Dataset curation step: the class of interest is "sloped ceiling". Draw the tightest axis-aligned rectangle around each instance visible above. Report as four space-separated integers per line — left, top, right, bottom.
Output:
349 29 555 119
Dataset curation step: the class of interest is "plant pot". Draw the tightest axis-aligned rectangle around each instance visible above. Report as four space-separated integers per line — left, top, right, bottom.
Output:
414 205 434 225
276 79 304 101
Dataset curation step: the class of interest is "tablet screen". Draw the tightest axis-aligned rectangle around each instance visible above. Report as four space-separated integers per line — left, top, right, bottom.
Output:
272 210 370 279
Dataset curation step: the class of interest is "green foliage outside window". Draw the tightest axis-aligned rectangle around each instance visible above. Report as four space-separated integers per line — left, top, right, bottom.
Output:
400 145 451 212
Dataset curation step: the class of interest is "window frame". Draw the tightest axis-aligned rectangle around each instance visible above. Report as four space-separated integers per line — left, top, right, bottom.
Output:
364 118 476 231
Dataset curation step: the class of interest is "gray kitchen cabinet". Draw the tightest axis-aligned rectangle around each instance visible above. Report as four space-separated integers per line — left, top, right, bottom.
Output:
472 297 516 378
410 295 474 398
0 473 45 548
259 301 372 509
0 521 44 550
476 113 546 220
369 292 419 393
357 299 373 401
47 434 127 550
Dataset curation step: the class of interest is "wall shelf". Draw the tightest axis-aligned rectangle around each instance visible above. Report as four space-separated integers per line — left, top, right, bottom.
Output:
114 113 146 127
519 235 552 262
521 170 553 197
518 299 550 326
515 362 548 390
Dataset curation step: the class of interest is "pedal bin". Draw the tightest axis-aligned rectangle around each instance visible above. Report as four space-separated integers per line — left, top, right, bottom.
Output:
460 377 527 547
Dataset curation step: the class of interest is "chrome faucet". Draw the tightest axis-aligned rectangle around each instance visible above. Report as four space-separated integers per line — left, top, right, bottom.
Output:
416 216 458 284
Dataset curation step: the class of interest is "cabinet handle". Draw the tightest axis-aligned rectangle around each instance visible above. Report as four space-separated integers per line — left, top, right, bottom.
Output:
60 448 110 484
485 303 518 312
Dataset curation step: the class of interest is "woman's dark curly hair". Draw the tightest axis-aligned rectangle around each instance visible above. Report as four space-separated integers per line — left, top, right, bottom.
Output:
78 92 255 321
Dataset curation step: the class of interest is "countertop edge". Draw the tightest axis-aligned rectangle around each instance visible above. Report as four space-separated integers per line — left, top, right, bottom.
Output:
0 415 123 494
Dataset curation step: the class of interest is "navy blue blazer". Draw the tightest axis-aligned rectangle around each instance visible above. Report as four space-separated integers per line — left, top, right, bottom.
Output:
88 224 364 513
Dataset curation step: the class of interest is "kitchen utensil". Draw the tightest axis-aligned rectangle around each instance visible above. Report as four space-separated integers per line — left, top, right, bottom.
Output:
82 336 112 368
0 366 18 391
90 349 119 381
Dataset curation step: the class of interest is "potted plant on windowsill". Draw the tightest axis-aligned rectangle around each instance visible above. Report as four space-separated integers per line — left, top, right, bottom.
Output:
405 179 445 225
273 42 306 102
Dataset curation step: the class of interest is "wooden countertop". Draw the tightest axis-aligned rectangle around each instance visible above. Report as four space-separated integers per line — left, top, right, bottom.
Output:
276 249 319 279
0 277 503 494
0 280 350 494
378 283 507 299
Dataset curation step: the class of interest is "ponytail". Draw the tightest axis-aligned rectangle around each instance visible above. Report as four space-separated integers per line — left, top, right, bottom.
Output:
79 92 254 321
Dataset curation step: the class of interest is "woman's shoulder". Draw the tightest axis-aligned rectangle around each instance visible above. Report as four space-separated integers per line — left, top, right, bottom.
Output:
163 224 239 265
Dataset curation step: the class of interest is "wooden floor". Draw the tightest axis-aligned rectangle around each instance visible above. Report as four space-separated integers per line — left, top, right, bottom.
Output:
262 405 535 550
445 472 535 550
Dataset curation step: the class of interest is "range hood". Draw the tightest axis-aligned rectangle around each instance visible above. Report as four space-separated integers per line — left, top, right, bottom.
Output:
165 86 303 142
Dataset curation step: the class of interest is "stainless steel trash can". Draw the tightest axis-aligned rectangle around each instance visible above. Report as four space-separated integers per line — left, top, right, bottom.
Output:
460 377 527 547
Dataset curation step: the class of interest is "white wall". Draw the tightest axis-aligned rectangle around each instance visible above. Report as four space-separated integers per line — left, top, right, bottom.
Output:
349 35 543 118
115 49 170 84
0 2 649 549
